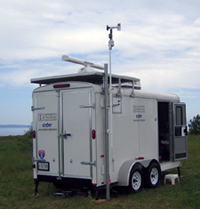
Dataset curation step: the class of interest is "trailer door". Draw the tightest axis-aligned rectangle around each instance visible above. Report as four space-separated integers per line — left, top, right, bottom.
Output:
62 89 92 178
173 103 187 161
33 92 59 176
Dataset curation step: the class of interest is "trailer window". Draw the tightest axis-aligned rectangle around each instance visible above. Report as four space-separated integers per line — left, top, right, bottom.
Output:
175 106 183 136
176 106 183 125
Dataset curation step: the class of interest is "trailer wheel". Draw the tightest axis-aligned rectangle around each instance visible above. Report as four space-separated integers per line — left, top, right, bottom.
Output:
146 162 160 188
129 166 144 193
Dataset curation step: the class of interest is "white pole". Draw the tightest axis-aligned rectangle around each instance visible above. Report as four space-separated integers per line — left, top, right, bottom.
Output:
106 23 121 201
104 64 110 201
109 45 113 149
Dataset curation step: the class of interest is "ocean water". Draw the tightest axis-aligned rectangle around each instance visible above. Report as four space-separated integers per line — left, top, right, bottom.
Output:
0 127 30 136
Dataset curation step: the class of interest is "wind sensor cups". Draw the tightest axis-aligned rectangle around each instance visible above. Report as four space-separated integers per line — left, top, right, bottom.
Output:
107 23 121 50
107 23 121 31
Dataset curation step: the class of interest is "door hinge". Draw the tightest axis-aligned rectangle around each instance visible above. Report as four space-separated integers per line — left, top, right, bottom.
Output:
32 158 46 163
81 161 96 166
31 106 45 111
79 104 95 109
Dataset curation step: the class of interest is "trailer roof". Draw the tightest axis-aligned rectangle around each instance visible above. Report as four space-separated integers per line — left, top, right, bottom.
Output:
30 71 140 85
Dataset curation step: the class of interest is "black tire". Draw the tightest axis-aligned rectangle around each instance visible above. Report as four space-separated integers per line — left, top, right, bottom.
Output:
129 166 144 193
146 162 161 188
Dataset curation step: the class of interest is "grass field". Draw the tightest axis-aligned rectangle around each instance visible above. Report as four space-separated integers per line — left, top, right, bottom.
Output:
0 134 200 209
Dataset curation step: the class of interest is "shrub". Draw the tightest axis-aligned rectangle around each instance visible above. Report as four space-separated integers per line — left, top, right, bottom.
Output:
188 114 200 135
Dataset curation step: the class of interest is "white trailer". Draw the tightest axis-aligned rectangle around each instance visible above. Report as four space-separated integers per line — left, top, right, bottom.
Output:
31 56 187 198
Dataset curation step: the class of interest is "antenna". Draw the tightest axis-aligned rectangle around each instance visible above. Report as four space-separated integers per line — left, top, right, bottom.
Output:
62 55 104 70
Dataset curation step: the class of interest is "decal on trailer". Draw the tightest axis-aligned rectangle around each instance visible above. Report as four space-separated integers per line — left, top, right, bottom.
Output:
38 113 57 121
133 105 145 113
39 150 45 159
133 105 145 122
42 123 52 127
136 114 142 118
38 123 57 132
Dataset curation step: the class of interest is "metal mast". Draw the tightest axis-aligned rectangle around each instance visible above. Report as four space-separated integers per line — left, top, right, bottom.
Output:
105 23 121 201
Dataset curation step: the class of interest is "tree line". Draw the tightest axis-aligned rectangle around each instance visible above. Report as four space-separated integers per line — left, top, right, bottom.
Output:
188 114 200 135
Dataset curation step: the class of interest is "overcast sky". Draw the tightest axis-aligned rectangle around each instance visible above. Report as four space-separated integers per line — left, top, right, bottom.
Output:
0 0 200 125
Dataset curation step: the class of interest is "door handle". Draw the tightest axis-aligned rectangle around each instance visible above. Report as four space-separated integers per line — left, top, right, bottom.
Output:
60 131 71 139
64 133 71 139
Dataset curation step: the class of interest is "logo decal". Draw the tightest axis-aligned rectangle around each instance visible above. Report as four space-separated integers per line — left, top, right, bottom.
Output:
39 150 45 159
42 123 52 127
136 114 142 118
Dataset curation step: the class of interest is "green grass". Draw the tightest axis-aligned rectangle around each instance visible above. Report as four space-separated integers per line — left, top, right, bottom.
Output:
0 135 200 208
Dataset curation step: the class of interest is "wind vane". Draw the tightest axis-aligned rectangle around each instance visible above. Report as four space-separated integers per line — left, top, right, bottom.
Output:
107 23 121 50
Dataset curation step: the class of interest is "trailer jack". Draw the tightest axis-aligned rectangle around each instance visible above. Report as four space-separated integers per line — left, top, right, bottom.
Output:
34 180 39 195
177 167 181 177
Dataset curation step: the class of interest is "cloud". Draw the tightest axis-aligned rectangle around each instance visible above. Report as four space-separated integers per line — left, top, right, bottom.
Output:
1 0 200 59
0 0 200 97
0 0 200 125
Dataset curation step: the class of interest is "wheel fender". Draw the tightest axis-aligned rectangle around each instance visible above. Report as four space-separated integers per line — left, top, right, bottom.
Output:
117 159 153 186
